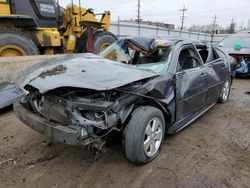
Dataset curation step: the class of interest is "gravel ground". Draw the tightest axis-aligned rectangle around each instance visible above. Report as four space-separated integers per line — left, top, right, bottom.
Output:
0 78 249 188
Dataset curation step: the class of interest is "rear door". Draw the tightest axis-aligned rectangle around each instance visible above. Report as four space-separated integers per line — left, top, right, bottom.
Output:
175 45 209 121
205 46 229 105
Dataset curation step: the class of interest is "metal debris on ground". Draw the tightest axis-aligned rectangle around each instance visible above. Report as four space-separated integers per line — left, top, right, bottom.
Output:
0 158 16 165
245 91 250 95
26 154 54 165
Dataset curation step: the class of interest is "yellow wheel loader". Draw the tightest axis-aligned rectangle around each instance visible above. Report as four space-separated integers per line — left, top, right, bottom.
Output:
0 0 117 57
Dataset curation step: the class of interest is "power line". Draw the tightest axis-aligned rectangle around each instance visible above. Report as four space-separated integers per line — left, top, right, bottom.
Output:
180 5 187 31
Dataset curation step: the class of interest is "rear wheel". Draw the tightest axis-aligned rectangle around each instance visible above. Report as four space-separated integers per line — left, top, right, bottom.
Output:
218 78 231 103
123 106 165 165
0 32 39 57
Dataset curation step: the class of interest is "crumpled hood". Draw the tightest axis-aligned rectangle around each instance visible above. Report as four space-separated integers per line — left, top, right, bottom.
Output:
17 53 158 93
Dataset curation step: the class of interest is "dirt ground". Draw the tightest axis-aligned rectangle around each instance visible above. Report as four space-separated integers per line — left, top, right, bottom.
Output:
0 79 249 188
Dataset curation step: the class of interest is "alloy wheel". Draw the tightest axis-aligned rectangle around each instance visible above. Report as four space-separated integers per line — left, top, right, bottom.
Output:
144 117 163 157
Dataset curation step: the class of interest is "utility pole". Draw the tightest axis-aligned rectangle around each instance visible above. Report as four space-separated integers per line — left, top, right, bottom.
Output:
180 5 187 31
211 15 217 42
137 0 141 24
212 15 217 33
241 20 244 31
230 18 235 33
118 16 120 36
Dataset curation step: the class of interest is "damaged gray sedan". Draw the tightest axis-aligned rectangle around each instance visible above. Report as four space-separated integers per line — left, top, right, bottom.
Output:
14 36 234 164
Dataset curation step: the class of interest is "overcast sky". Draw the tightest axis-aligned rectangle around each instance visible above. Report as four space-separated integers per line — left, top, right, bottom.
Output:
59 0 250 29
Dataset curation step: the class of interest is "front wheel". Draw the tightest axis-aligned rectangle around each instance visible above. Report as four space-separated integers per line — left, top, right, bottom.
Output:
123 106 165 165
218 78 231 103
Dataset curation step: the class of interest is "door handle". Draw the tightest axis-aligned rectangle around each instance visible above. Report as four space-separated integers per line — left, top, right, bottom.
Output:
208 64 213 68
200 72 207 77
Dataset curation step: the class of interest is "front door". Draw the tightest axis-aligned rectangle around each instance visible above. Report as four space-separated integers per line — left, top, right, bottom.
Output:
175 45 208 121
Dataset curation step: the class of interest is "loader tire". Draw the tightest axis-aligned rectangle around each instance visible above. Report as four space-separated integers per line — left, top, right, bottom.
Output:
76 31 117 54
0 32 39 57
93 31 117 54
76 32 88 53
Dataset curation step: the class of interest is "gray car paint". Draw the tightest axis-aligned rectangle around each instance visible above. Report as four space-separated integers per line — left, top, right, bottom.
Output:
0 82 24 109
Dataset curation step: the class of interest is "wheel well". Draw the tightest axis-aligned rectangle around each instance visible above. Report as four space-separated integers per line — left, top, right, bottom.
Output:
131 98 172 129
230 75 234 84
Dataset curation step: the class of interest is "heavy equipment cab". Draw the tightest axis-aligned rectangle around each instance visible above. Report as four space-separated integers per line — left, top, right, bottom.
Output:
1 0 59 27
0 0 116 56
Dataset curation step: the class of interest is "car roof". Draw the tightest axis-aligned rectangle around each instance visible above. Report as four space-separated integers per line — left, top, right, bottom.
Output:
123 36 204 53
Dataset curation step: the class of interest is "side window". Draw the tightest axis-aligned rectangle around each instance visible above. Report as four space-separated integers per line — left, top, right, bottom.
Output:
214 48 227 59
177 47 202 71
198 48 209 63
214 48 228 67
211 49 220 60
206 48 221 63
197 46 220 63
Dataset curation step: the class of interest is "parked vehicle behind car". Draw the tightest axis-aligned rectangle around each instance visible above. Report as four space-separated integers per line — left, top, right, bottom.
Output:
14 36 234 164
218 31 250 76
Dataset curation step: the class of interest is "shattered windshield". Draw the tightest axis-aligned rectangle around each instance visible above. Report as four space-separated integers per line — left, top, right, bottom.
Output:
99 40 173 74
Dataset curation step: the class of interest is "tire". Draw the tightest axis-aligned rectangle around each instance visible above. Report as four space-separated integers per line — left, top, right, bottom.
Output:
76 32 88 53
218 78 231 103
93 31 117 54
123 106 165 165
0 32 39 57
76 31 117 54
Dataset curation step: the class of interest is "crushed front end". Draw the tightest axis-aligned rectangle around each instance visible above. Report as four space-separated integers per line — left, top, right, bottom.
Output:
14 86 125 146
14 76 151 147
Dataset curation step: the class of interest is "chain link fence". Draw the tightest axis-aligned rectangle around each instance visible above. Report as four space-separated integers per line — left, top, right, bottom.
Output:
110 22 228 43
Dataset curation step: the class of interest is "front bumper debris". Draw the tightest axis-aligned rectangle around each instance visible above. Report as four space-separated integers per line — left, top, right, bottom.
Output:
14 102 89 145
